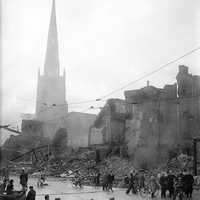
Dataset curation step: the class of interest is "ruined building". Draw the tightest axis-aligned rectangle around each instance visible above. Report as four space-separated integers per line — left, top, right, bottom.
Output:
90 66 200 166
125 65 200 166
89 99 127 145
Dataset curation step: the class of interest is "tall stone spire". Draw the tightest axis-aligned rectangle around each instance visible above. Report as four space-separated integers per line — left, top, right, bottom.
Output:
44 0 59 77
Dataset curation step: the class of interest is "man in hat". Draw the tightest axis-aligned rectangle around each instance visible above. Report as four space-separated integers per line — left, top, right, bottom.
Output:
26 186 36 200
20 168 28 190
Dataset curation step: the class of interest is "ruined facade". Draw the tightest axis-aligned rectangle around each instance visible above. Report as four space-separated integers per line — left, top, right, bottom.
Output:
21 120 44 137
90 99 127 145
90 66 200 166
124 65 200 166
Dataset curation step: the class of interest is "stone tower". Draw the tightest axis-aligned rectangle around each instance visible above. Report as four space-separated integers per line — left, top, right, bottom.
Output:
36 0 68 122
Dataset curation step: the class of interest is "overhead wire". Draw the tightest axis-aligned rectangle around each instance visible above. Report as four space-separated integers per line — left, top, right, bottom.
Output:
10 45 200 107
99 46 200 100
2 46 200 125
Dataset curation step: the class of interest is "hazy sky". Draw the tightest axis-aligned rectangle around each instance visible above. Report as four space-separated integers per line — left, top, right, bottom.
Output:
1 0 200 142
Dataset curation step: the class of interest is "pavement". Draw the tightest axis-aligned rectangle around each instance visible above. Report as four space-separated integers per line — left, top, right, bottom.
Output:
10 176 200 200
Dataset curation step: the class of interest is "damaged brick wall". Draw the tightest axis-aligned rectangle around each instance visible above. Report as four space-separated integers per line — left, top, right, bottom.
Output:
124 65 200 167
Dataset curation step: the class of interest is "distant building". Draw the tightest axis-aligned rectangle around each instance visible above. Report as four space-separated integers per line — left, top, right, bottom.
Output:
66 112 96 147
35 0 68 123
21 0 96 147
21 120 44 137
90 98 127 145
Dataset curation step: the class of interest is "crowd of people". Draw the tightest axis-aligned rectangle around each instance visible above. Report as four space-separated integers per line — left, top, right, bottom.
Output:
101 172 115 192
122 169 195 199
0 168 36 200
0 166 197 200
71 168 196 199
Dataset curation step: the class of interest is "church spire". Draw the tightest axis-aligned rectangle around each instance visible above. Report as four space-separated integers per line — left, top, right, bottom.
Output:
44 0 60 77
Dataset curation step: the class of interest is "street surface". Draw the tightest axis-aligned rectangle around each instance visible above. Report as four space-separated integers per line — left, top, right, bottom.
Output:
11 176 200 200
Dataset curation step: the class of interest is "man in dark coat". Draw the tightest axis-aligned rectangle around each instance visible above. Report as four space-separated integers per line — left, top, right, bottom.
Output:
107 173 115 192
20 168 28 190
0 178 7 194
45 194 49 200
6 179 14 195
26 186 36 200
167 170 176 198
102 173 109 191
173 172 184 200
182 171 194 198
124 174 129 188
159 172 168 198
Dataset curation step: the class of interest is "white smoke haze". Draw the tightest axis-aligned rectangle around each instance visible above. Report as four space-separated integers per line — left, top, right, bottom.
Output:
1 0 200 143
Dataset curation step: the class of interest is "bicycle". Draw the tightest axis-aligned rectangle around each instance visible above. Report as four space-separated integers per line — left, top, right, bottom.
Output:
173 187 184 200
139 180 159 199
71 177 83 189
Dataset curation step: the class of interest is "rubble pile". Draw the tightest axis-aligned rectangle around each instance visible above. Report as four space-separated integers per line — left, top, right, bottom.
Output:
167 154 193 172
97 156 135 186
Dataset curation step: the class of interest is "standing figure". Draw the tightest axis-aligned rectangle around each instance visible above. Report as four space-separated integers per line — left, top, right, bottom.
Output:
159 172 168 199
95 172 100 187
6 179 14 195
167 170 175 198
20 168 28 190
182 170 194 199
102 173 108 191
107 172 114 192
0 178 8 194
138 172 145 190
124 174 129 188
173 172 184 200
26 186 36 200
149 175 159 198
45 194 49 200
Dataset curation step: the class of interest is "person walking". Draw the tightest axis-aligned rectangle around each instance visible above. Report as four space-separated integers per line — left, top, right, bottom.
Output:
20 168 28 190
126 173 136 194
26 186 36 200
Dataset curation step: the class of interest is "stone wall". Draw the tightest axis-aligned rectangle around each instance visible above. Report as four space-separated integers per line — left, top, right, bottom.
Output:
124 65 200 166
88 127 103 145
91 98 126 145
21 120 44 137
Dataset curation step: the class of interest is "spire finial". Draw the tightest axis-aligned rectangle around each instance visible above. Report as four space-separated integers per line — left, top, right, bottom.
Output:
44 0 60 77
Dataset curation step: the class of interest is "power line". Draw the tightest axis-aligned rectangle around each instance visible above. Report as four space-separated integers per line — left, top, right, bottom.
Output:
19 46 200 105
2 46 200 126
15 97 102 106
43 106 97 123
99 46 200 99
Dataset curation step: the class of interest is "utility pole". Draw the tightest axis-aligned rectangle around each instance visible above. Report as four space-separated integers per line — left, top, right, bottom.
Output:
47 144 50 174
193 138 200 176
193 139 197 176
